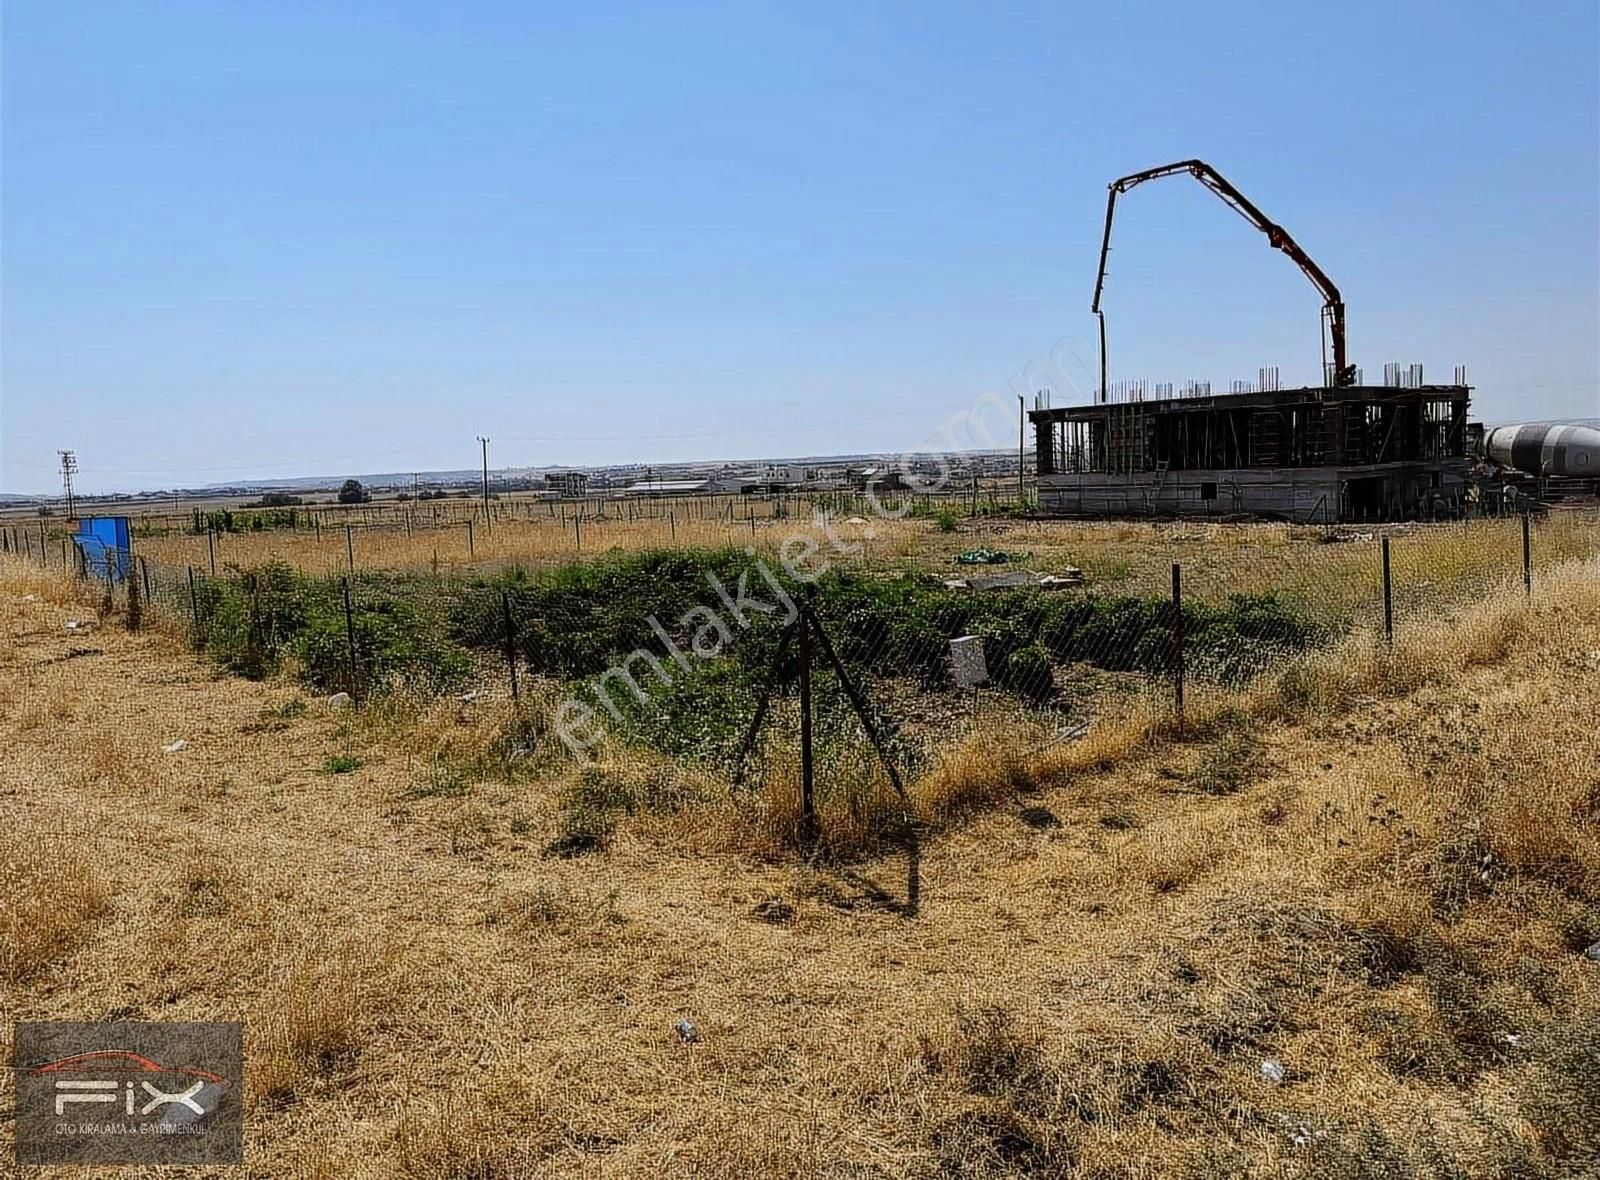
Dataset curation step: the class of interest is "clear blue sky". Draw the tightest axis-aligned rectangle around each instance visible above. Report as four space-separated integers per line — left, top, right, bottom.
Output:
3 1 1596 494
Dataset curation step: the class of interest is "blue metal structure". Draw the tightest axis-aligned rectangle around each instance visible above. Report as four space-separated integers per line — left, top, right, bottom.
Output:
75 516 132 582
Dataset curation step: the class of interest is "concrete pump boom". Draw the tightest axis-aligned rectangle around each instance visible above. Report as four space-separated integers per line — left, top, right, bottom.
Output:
1091 159 1354 401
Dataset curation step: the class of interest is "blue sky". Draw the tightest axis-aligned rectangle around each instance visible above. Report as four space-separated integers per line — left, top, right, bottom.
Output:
3 1 1596 493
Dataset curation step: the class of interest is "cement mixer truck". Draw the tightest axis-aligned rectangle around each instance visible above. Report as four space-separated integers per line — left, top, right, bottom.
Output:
1484 423 1600 479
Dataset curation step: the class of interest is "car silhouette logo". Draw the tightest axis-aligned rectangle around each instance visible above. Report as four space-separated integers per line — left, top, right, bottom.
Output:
30 1049 231 1119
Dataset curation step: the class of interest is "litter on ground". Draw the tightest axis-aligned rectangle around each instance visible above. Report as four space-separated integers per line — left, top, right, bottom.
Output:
953 547 1023 565
944 567 1084 592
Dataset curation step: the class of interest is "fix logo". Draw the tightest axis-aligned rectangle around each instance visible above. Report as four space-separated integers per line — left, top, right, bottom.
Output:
36 1050 224 1117
14 1021 243 1165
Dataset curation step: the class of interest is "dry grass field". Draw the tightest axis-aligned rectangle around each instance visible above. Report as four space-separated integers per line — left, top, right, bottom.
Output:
120 502 1600 617
3 549 1600 1177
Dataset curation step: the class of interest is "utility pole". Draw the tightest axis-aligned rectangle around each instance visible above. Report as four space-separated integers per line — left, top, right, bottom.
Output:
477 436 491 526
58 450 78 519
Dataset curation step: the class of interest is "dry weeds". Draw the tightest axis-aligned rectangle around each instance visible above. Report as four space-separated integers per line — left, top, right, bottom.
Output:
2 548 1598 1176
129 504 1600 619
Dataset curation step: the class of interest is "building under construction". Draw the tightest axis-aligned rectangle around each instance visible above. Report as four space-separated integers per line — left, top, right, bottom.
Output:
1030 378 1472 523
1034 158 1473 523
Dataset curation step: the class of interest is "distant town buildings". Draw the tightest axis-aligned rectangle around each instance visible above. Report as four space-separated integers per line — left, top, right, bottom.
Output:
542 470 590 497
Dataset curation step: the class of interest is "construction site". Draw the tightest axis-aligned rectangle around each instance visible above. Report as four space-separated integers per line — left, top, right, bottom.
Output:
1029 159 1594 523
1031 375 1473 523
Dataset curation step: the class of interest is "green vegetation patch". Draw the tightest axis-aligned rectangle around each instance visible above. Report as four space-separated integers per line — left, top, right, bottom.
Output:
190 551 1333 766
192 561 470 695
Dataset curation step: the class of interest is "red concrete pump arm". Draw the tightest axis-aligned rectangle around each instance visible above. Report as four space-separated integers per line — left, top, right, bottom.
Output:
1090 159 1353 400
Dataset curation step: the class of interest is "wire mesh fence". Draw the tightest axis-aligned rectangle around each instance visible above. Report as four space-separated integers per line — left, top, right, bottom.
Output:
115 489 1047 578
26 504 1600 851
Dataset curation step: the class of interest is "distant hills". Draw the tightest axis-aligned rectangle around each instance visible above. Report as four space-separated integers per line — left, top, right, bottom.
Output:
0 449 1010 507
5 414 1596 506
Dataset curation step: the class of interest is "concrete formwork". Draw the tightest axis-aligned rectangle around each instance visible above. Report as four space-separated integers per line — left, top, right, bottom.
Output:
1037 462 1467 523
1030 384 1472 523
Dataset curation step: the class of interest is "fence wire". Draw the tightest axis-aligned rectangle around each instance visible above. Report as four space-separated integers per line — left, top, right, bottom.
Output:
21 506 1600 802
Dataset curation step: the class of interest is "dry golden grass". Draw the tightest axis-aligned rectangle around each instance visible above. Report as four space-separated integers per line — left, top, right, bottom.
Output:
130 500 1600 619
251 933 402 1107
914 702 1049 820
2 550 1599 1176
0 825 113 986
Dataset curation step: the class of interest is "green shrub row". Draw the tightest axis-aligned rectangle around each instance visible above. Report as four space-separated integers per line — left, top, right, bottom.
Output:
185 550 1333 740
191 561 469 694
192 506 305 534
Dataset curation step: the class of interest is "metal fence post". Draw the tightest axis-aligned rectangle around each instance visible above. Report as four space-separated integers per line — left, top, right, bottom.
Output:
1381 536 1393 642
1171 562 1184 735
1522 512 1531 597
207 528 217 575
798 606 818 850
126 558 143 632
501 589 520 702
342 576 360 701
467 518 474 559
187 562 200 642
346 523 355 573
140 556 152 609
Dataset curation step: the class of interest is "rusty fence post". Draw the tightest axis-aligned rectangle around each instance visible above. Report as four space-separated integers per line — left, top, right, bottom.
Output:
501 589 520 703
126 558 143 632
1171 562 1184 735
1522 512 1531 597
798 605 818 850
342 576 360 702
1381 536 1393 643
187 565 201 644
